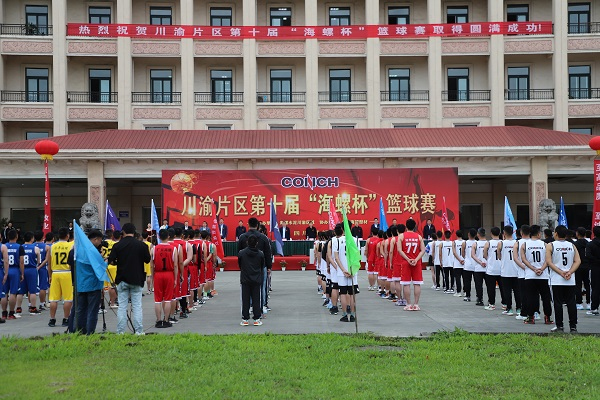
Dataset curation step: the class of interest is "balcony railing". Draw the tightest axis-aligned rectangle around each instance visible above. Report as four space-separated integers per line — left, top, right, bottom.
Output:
568 88 600 99
67 91 118 103
256 92 306 103
442 90 490 101
318 91 367 102
567 22 600 34
1 90 53 102
132 92 181 103
504 89 554 100
0 24 52 36
380 90 429 102
195 92 244 103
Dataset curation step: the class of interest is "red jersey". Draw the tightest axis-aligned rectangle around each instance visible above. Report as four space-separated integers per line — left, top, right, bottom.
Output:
367 237 380 264
173 239 188 262
392 236 405 266
402 231 421 259
154 243 176 272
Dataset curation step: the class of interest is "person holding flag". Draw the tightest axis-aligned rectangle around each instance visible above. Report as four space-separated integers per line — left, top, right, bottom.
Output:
334 208 362 323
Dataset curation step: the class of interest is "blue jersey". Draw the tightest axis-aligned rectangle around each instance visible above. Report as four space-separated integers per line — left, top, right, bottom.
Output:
22 244 38 268
6 242 24 268
35 242 48 265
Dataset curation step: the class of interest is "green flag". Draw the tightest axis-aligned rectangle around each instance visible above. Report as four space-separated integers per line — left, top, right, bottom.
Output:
342 207 361 276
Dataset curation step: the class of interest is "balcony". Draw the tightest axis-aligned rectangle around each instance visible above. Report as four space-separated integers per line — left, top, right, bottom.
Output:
195 92 244 104
1 91 53 102
442 90 490 102
67 92 118 103
567 23 600 34
504 89 554 101
568 88 600 99
380 90 429 102
0 24 53 36
132 92 181 104
256 92 305 103
318 91 367 102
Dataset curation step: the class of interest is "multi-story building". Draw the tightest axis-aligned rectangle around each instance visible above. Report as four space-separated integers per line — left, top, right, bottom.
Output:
0 1 595 231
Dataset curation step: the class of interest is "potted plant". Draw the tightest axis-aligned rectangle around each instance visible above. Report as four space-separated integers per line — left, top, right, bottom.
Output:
300 259 308 271
279 259 287 271
23 23 39 35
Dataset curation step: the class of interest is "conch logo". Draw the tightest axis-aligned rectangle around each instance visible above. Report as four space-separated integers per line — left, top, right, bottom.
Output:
281 175 340 190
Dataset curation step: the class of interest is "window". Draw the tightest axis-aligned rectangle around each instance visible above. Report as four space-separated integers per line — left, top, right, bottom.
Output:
270 69 292 102
210 7 232 26
329 7 350 26
270 7 292 26
329 69 351 102
144 126 169 130
506 4 529 22
25 5 49 35
89 6 111 24
270 125 295 130
447 68 469 101
331 124 355 129
393 124 418 128
389 68 410 101
569 127 593 134
569 65 591 99
515 205 530 230
568 3 590 33
26 132 49 140
211 70 233 102
454 123 479 127
150 7 172 25
207 125 232 130
26 68 49 102
447 6 468 24
150 69 173 103
89 69 111 103
507 67 530 100
388 6 409 25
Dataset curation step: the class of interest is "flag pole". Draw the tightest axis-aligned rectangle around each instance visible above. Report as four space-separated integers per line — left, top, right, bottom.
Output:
72 219 78 333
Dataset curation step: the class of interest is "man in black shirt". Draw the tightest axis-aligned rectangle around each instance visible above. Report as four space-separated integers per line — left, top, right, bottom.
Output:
305 221 317 240
235 220 247 241
585 226 600 316
108 223 151 334
238 235 264 326
239 218 273 314
574 227 590 309
351 222 363 239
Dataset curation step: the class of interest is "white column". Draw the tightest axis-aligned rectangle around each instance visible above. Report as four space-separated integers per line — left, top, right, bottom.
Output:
365 0 381 127
88 161 106 227
0 48 4 142
243 0 257 129
304 0 319 128
488 0 505 126
180 0 195 129
529 156 548 225
52 0 68 136
117 0 133 128
553 0 569 132
428 0 442 127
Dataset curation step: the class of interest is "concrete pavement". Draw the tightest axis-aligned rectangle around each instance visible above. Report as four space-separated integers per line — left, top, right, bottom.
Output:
1 270 598 337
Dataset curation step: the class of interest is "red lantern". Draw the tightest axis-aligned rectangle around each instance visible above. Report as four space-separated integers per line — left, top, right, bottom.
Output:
34 140 59 161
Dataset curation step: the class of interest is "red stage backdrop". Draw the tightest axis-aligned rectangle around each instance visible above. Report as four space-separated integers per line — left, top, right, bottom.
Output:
162 168 459 239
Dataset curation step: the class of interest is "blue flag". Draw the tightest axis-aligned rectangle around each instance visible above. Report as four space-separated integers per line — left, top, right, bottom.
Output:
151 199 160 232
74 220 109 289
559 197 568 228
504 196 517 239
270 199 284 256
105 200 121 231
379 198 389 232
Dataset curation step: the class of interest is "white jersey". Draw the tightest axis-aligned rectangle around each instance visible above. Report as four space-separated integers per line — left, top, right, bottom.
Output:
500 239 518 277
333 235 360 286
549 241 576 286
463 240 476 271
453 239 464 269
473 240 487 273
486 239 501 276
515 238 528 279
433 241 442 266
524 239 549 280
441 240 454 267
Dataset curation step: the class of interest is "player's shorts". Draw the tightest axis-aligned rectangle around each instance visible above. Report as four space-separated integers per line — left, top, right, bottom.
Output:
339 285 356 295
391 260 405 282
367 260 378 274
3 267 21 295
379 265 389 280
105 265 117 288
144 262 151 277
199 263 206 285
154 271 174 303
206 263 215 282
38 266 49 291
178 266 189 298
49 271 73 302
331 281 339 290
189 264 199 291
400 261 424 285
18 267 39 295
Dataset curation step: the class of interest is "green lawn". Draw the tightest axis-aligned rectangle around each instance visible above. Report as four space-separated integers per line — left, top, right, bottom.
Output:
1 331 598 399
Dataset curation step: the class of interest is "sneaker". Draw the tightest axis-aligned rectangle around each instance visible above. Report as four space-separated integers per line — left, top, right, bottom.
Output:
48 318 56 327
515 315 526 320
586 303 592 310
13 312 22 319
339 315 349 322
0 318 4 323
550 326 564 333
484 304 496 311
570 327 578 333
321 294 327 299
453 292 462 297
240 320 249 326
446 289 455 294
7 313 16 320
329 306 338 315
322 299 329 307
326 301 333 309
586 309 599 315
380 293 389 299
502 309 514 316
463 297 471 302
368 286 375 291
15 307 22 315
435 287 440 291
398 299 407 306
515 308 521 315
544 315 554 325
62 318 69 327
501 304 507 311
109 303 118 309
524 317 535 324
155 320 164 328
475 301 484 306
349 315 356 322
168 317 179 324
179 312 188 319
431 285 436 289
253 319 262 326
29 307 41 315
163 320 173 328
534 312 541 320
38 304 46 311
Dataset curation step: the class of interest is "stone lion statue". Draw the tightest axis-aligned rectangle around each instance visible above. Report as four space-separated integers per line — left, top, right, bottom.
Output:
80 202 100 232
538 198 558 231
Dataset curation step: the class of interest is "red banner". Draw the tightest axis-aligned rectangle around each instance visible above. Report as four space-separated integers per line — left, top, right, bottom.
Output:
43 161 51 234
68 21 552 40
162 168 459 240
594 160 600 227
210 202 225 260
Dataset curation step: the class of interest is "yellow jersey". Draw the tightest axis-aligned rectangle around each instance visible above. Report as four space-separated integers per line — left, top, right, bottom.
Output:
102 239 115 261
51 241 74 272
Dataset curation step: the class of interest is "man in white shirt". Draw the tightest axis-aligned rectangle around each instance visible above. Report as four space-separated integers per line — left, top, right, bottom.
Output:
520 225 553 325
